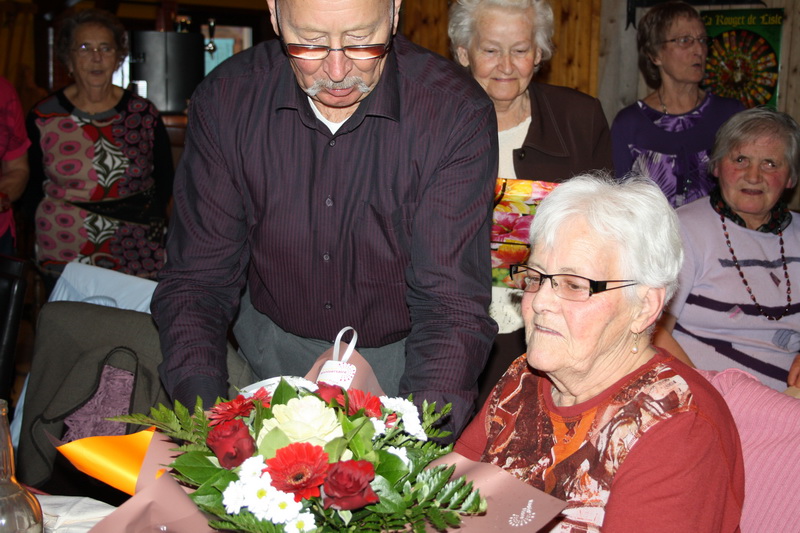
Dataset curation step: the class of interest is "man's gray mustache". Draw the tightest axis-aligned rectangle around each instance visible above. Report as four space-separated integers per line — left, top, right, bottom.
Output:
305 77 372 96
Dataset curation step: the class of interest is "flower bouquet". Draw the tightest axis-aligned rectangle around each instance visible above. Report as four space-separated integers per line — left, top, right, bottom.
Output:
114 378 486 532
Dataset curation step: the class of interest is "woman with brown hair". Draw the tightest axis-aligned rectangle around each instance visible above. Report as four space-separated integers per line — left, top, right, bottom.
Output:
612 1 744 207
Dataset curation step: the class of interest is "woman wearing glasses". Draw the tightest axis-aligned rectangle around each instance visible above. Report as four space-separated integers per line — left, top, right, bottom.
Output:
611 1 744 207
24 8 173 287
455 173 744 531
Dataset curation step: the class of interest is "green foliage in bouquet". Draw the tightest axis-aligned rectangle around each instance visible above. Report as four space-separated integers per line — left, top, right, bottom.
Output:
115 379 486 532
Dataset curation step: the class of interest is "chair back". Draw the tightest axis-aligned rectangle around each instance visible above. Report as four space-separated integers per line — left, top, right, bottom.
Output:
0 255 27 402
16 301 254 491
697 368 800 532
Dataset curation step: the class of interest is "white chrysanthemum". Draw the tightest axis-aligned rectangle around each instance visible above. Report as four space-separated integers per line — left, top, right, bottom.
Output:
386 446 411 468
265 490 303 524
221 479 248 514
371 417 387 438
259 395 343 446
286 511 317 532
239 455 268 480
242 474 280 521
380 396 427 441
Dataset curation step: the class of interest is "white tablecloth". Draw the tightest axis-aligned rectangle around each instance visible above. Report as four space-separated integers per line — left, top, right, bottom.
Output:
36 495 115 532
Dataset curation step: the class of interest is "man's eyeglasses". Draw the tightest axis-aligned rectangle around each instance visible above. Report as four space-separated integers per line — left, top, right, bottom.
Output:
510 264 638 302
73 44 117 57
283 42 391 61
660 35 711 48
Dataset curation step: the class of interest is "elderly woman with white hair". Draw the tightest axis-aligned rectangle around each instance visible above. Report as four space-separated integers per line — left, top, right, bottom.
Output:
448 0 614 406
657 108 800 392
455 173 744 532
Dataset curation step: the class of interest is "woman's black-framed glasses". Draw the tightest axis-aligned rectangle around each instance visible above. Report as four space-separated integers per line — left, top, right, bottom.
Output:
510 264 638 302
282 41 392 61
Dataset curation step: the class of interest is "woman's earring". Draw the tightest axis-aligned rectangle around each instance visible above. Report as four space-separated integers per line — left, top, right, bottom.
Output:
631 331 640 354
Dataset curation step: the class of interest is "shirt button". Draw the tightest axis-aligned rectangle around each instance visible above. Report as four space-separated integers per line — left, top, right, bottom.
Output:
325 196 333 207
324 302 332 310
323 252 331 261
517 149 526 160
329 139 336 147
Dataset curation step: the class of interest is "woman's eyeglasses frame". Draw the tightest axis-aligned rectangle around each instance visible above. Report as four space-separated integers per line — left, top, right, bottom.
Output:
510 264 638 302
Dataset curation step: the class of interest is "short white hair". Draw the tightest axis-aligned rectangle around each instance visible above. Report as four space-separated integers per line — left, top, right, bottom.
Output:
530 172 684 302
448 0 554 69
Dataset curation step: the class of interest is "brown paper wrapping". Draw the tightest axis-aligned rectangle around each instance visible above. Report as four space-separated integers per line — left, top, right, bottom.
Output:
428 452 567 531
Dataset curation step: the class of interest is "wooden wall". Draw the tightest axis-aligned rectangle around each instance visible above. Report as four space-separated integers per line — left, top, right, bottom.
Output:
401 1 450 58
544 0 602 94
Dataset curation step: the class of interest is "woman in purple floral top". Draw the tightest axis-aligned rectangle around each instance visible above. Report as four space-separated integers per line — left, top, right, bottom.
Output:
611 1 743 207
24 9 173 282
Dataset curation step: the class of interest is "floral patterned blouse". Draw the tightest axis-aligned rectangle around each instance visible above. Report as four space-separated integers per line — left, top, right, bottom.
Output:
26 89 173 278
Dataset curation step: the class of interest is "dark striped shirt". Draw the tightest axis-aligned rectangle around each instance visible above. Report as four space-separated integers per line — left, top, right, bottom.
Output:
151 35 499 436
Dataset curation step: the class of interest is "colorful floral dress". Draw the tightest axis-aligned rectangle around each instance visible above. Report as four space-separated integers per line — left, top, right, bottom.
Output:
26 89 173 278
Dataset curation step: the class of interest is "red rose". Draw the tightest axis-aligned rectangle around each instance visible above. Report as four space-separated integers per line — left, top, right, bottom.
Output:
322 460 380 510
206 419 256 469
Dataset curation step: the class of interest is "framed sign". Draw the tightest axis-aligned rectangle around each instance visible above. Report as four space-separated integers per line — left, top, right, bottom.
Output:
701 9 784 109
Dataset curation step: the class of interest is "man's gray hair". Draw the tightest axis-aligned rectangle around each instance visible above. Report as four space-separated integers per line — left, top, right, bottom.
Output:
530 172 684 302
275 0 395 31
448 0 554 71
709 107 800 188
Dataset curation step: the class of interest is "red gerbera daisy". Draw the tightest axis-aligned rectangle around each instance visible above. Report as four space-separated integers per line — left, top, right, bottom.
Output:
208 389 271 426
337 389 382 418
249 387 272 409
265 442 329 502
316 382 344 404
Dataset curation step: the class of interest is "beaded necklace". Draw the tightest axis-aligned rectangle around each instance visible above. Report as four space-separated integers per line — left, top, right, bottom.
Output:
721 213 792 321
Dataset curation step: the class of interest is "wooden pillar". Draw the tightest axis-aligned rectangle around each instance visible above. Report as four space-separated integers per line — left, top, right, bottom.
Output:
155 1 178 32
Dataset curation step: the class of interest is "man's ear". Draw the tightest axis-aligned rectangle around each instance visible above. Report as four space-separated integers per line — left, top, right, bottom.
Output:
392 0 403 34
456 47 470 68
267 0 280 36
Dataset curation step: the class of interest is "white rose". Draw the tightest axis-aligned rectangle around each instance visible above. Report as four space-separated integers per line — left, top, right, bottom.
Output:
260 395 343 446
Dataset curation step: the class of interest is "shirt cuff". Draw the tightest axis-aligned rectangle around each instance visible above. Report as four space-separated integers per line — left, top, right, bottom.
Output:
172 375 229 409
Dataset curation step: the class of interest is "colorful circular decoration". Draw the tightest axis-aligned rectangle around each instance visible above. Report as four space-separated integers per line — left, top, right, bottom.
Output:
704 29 778 108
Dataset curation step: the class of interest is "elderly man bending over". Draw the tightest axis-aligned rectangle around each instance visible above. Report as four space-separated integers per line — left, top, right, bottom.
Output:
151 0 498 441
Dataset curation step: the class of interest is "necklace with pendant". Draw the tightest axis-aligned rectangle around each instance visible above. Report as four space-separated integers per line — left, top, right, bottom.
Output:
721 213 792 321
657 88 702 115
